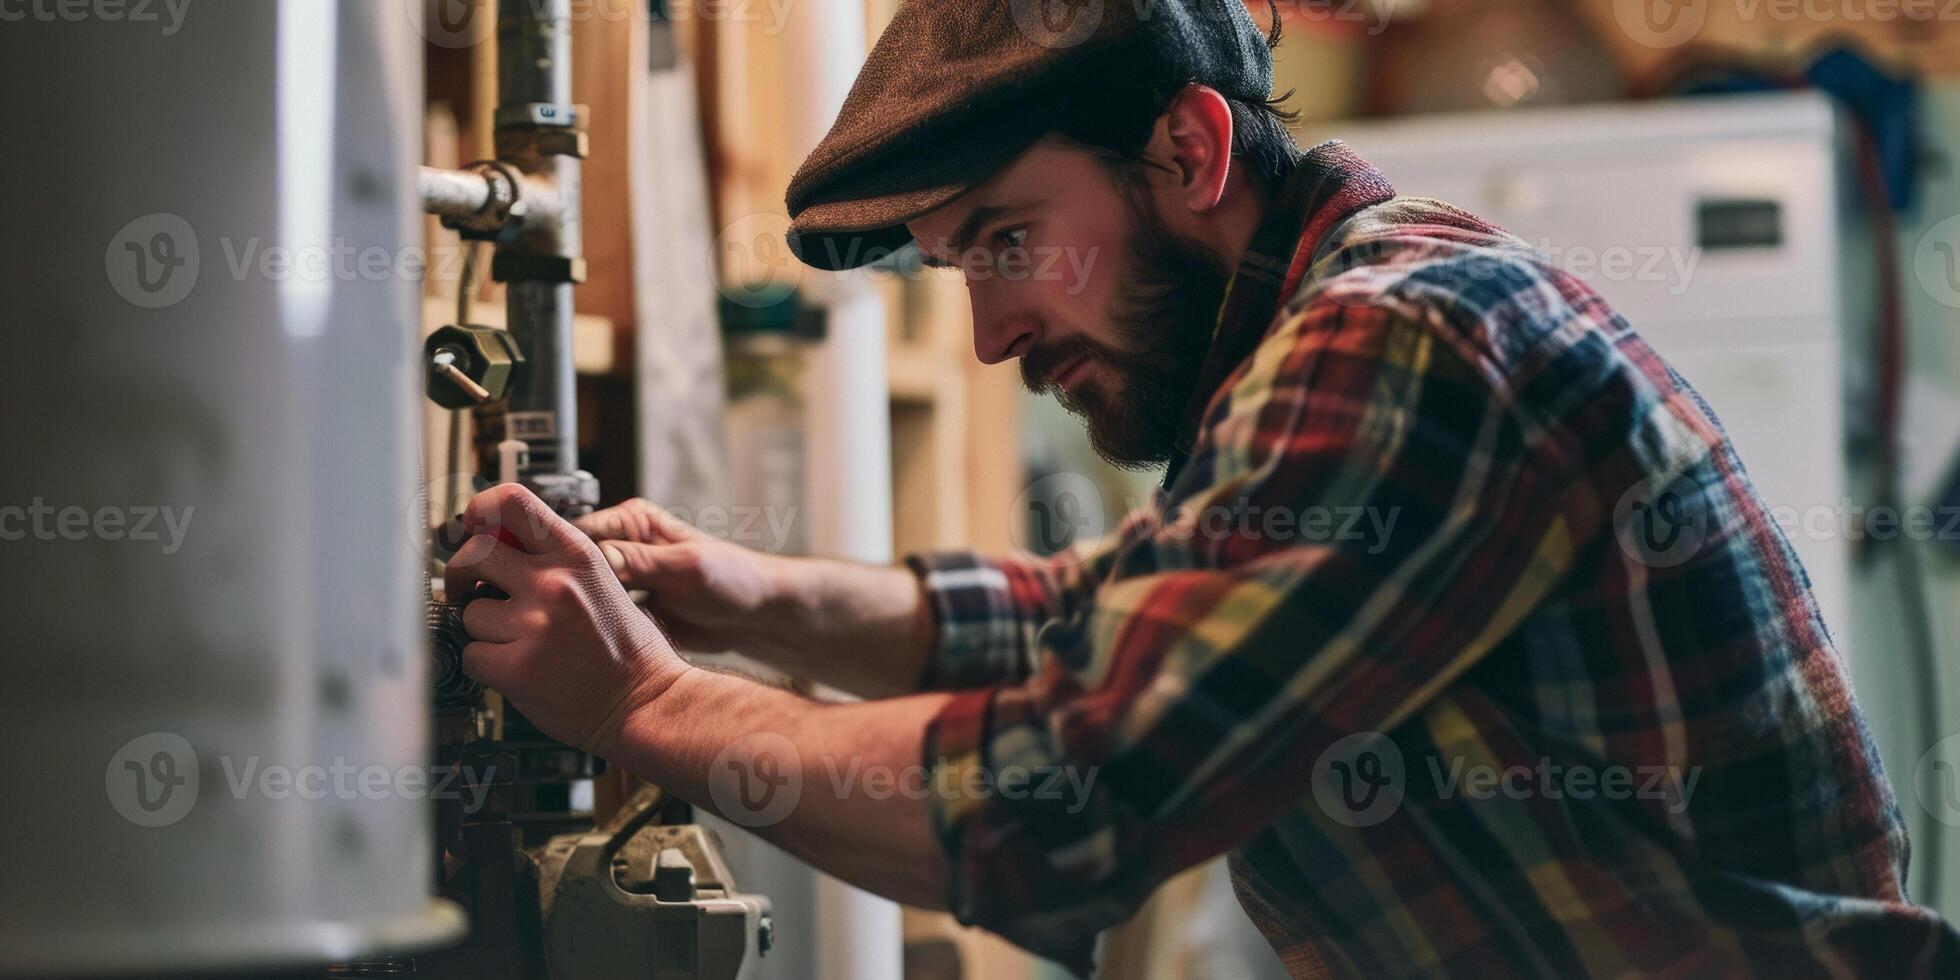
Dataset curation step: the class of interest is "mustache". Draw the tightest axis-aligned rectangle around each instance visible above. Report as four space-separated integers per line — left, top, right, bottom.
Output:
1019 336 1105 394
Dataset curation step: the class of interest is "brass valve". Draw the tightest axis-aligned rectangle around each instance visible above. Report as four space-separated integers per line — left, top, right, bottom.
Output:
424 323 525 409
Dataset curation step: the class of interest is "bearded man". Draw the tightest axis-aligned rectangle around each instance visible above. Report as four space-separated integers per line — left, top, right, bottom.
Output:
443 3 1958 975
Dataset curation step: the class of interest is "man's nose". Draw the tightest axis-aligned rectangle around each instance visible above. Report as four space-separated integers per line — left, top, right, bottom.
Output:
968 287 1034 365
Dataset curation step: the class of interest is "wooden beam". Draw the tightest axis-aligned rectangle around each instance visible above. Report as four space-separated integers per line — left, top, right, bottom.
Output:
572 10 646 366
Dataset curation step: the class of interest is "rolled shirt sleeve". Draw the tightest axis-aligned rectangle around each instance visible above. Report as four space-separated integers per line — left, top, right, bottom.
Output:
906 510 1154 691
904 551 1057 691
921 304 1578 973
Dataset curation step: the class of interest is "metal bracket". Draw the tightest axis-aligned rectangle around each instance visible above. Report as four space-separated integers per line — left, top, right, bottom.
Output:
539 787 773 980
496 103 589 159
491 252 588 284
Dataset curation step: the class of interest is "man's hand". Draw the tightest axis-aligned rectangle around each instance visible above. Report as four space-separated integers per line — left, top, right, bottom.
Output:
441 493 952 910
444 484 688 758
573 498 789 659
575 498 939 698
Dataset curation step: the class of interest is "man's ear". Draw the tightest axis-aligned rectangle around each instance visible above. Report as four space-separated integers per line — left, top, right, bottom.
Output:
1152 84 1235 215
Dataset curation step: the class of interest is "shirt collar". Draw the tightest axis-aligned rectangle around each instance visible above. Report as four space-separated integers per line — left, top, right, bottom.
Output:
1163 140 1396 486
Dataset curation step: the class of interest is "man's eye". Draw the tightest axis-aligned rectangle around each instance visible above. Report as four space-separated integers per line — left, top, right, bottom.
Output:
997 227 1029 250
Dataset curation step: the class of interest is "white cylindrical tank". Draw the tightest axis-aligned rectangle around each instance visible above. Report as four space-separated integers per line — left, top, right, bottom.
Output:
0 1 463 973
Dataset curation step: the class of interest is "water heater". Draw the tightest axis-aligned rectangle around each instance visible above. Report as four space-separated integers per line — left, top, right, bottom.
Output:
0 2 463 973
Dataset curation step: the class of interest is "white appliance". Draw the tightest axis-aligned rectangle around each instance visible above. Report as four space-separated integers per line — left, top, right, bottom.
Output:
0 2 462 974
1327 93 1944 906
1329 92 1855 660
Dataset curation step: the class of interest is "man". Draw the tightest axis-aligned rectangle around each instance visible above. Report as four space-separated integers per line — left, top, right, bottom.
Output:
446 3 1959 976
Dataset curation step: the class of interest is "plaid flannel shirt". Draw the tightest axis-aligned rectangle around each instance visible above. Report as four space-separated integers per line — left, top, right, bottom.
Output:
907 141 1960 977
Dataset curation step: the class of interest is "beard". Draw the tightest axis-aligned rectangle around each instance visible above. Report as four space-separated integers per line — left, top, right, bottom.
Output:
1019 170 1232 470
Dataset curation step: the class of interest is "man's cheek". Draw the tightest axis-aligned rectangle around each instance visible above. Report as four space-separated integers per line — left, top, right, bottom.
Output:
1061 243 1101 296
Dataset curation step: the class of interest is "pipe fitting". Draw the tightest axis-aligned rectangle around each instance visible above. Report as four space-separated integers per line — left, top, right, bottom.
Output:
417 160 521 237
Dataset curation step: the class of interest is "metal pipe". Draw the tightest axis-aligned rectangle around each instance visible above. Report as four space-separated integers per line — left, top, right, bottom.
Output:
419 160 572 242
414 0 589 511
417 165 495 221
504 280 578 478
497 0 585 502
417 164 562 254
498 0 571 106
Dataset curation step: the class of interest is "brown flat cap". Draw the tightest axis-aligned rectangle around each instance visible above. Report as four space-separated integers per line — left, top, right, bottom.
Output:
785 1 1275 271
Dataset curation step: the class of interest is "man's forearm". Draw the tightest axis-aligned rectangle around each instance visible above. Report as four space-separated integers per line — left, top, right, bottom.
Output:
762 557 937 698
609 664 954 908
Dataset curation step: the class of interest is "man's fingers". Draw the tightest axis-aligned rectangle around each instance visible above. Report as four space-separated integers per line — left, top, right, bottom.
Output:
462 483 584 555
462 594 528 644
458 638 517 690
598 540 701 592
574 498 699 545
443 531 527 603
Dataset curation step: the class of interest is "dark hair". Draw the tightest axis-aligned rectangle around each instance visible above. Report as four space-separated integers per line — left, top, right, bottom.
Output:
1048 7 1302 192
